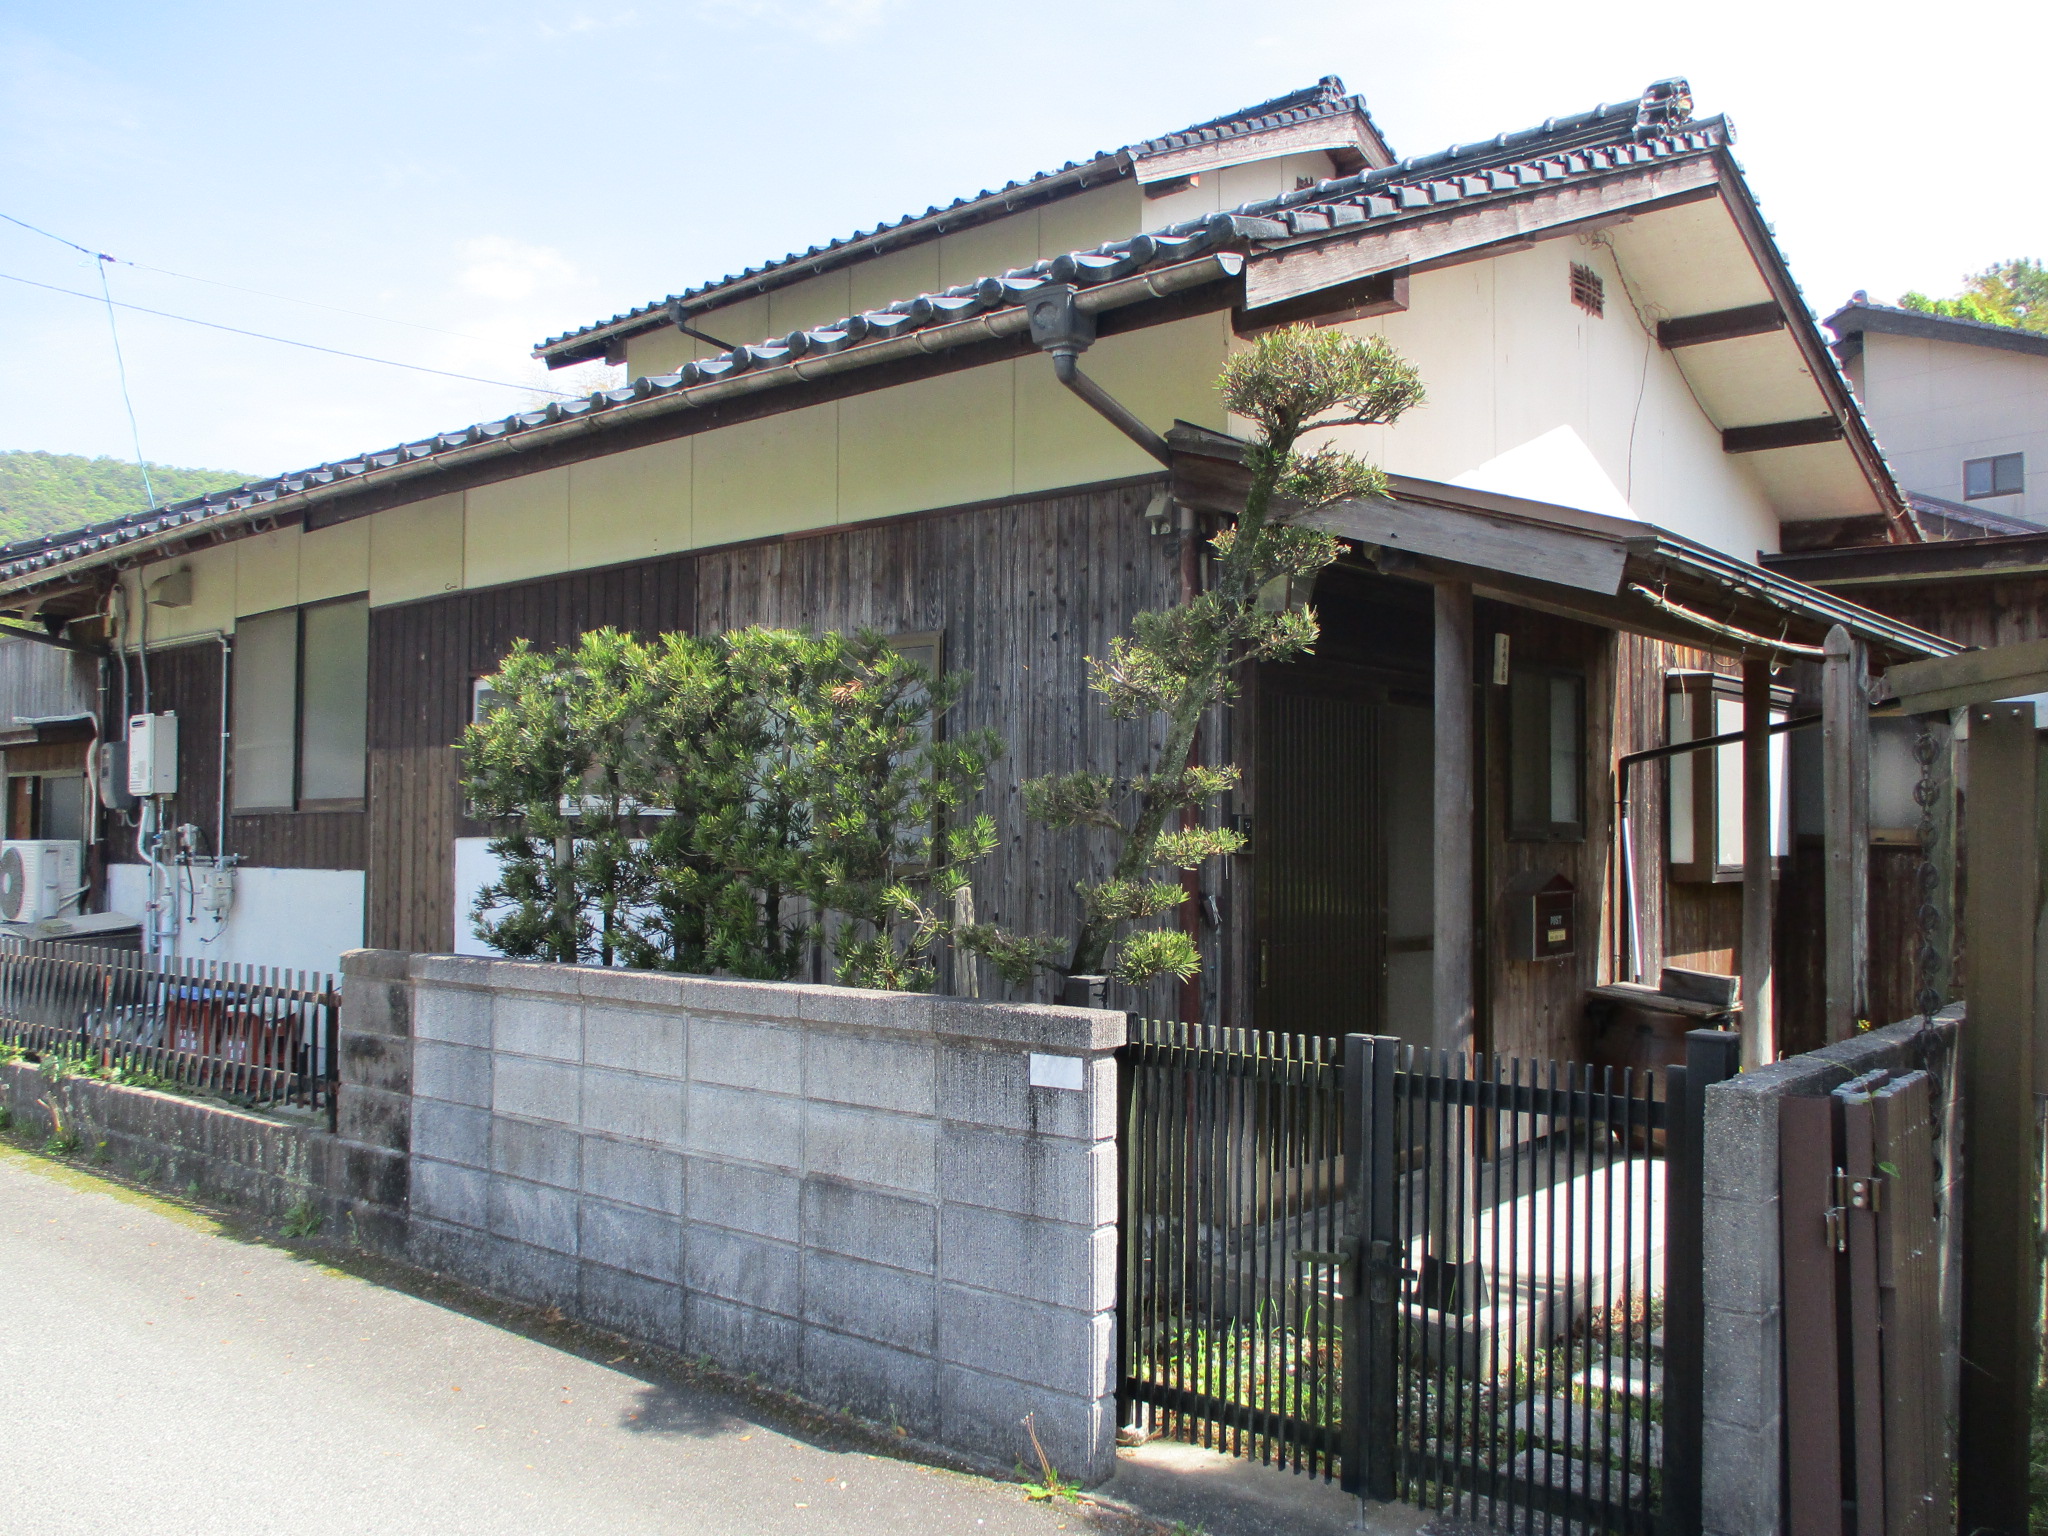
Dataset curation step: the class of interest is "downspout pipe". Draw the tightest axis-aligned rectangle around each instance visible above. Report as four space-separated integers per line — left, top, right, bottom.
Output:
1050 351 1171 466
1026 285 1172 467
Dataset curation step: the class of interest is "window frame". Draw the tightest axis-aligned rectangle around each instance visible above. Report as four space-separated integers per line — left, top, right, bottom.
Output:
1963 451 2024 500
231 594 370 815
1505 663 1588 843
1665 670 1792 884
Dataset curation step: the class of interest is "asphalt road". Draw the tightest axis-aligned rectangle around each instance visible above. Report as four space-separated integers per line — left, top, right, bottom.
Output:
0 1146 1108 1536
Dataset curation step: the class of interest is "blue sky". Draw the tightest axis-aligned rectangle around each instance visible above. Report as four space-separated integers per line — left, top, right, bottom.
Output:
1 0 2040 480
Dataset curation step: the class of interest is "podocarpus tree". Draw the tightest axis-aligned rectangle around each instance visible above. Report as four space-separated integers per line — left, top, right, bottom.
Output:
462 630 652 966
789 631 1000 991
459 625 1000 990
961 323 1424 995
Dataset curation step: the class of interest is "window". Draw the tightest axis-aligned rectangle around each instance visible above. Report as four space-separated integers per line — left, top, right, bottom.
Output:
1507 667 1585 840
5 773 86 841
1570 263 1605 317
1666 671 1790 883
232 597 368 811
1964 452 2025 499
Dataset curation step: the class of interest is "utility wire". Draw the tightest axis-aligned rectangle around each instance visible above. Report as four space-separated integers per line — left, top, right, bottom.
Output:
1 209 486 341
0 269 579 397
6 214 167 504
96 260 157 509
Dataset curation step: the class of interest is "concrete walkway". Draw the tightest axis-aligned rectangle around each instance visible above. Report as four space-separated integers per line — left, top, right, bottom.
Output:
0 1145 1433 1536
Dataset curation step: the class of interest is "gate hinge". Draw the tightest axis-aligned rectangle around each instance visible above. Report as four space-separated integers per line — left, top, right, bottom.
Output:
1832 1170 1884 1213
1824 1206 1848 1253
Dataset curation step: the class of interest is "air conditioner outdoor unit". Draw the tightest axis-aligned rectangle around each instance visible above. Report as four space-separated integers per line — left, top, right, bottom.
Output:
0 840 84 924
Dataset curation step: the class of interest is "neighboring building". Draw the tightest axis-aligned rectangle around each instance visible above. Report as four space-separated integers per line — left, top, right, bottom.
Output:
0 76 1951 1059
1823 296 2048 533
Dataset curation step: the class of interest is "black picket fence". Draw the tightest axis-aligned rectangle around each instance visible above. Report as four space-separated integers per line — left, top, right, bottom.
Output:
0 937 339 1126
1119 1021 1732 1535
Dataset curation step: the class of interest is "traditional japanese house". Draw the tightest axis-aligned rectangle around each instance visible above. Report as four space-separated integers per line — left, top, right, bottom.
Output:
0 75 1956 1062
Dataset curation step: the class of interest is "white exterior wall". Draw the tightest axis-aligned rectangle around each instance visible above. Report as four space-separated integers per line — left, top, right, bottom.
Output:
1856 331 2048 523
106 862 365 980
1311 237 1782 562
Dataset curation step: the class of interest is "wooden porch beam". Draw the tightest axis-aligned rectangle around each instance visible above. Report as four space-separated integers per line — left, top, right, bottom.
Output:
1433 580 1477 1054
1740 658 1775 1067
1821 626 1870 1040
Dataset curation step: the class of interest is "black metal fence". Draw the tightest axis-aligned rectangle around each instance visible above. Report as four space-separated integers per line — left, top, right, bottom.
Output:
1119 1020 1347 1478
1119 1023 1731 1536
0 938 339 1126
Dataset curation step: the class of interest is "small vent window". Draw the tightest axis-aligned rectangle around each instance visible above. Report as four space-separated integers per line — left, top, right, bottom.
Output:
1570 263 1605 317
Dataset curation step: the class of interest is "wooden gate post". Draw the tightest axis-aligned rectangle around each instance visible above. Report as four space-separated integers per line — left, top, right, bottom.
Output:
1741 657 1776 1068
1432 580 1476 1055
1822 625 1870 1043
1958 702 2040 1536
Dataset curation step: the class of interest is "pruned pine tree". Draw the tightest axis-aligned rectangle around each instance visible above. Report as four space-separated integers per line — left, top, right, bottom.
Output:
961 324 1424 995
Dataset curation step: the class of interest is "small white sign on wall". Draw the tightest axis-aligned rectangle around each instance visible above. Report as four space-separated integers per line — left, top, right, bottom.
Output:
1028 1052 1085 1091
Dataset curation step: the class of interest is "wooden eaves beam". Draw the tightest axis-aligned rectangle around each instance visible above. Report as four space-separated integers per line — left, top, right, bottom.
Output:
1657 301 1785 349
1721 416 1844 454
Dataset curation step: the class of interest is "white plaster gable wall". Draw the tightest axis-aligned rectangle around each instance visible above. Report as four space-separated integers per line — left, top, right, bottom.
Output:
1310 237 1783 562
104 863 365 980
1856 332 2048 523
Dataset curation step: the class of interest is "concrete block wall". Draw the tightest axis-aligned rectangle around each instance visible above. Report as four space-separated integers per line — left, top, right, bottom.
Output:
399 952 1127 1483
1698 1008 1960 1536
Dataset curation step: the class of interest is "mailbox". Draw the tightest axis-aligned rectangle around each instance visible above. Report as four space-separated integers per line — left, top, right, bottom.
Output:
1513 873 1576 961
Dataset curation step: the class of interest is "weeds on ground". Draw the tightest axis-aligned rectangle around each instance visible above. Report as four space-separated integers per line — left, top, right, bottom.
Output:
280 1199 323 1239
1016 1412 1081 1503
38 1098 78 1156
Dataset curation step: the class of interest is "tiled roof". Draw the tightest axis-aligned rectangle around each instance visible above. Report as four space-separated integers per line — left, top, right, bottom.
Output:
0 79 1718 593
1826 297 2048 361
533 76 1388 365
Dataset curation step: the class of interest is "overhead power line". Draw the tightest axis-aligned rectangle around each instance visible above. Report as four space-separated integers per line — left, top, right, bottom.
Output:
0 268 578 397
1 209 487 341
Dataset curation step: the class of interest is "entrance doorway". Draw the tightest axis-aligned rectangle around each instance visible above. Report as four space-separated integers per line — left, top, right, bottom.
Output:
1252 565 1434 1042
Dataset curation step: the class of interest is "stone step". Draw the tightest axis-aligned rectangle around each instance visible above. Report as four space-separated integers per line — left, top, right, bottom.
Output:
1509 1448 1647 1505
1574 1355 1662 1396
1499 1395 1661 1463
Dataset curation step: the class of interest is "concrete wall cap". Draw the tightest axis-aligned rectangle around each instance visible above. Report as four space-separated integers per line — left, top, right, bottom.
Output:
341 948 415 982
932 999 1126 1052
410 953 498 988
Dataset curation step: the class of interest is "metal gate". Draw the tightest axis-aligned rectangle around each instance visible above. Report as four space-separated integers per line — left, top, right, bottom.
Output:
1119 1021 1728 1534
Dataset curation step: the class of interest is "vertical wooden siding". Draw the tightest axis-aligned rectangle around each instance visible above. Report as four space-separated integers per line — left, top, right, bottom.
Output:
694 481 1180 1011
366 556 698 953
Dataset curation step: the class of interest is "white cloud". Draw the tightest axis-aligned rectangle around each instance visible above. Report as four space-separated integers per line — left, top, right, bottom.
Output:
456 237 582 303
692 0 904 44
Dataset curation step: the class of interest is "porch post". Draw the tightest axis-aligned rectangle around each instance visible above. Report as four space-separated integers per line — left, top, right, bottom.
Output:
1740 657 1776 1067
1432 580 1475 1053
1821 625 1870 1042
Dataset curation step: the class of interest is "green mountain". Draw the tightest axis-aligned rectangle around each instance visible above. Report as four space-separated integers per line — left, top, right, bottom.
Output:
0 450 254 545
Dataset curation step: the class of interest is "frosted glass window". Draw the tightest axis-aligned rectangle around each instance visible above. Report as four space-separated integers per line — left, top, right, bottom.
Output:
1507 667 1585 840
1668 691 1695 865
233 609 298 810
1714 696 1745 867
300 599 368 803
1548 677 1581 823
